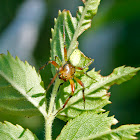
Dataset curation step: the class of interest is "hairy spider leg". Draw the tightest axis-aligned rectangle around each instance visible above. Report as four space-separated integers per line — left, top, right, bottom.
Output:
74 77 85 109
83 59 94 68
77 71 95 81
39 61 59 73
39 61 60 92
55 79 75 114
46 71 59 92
75 59 95 80
75 59 94 71
63 21 68 62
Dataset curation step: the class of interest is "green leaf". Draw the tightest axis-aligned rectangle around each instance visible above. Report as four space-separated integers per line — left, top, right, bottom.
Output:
49 0 101 118
50 10 77 75
0 121 38 140
70 49 93 69
81 125 140 140
57 112 140 140
67 0 101 57
0 52 46 117
56 112 118 140
55 55 140 120
50 0 101 74
49 0 140 129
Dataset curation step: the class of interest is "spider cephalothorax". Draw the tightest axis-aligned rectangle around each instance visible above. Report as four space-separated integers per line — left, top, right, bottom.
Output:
58 62 75 81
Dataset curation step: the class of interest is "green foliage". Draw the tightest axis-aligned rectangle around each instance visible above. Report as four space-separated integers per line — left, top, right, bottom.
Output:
50 0 100 74
0 121 38 140
57 112 140 140
0 0 140 140
0 52 46 117
56 112 117 140
55 60 140 121
88 125 140 140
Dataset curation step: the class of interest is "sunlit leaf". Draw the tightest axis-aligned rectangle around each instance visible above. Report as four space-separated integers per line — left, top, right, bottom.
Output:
0 52 46 117
55 50 140 120
57 112 118 140
57 111 140 140
82 125 140 140
0 121 38 140
50 0 100 74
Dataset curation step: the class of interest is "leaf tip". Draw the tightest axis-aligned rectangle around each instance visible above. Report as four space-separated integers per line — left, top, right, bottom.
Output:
54 18 57 23
7 50 11 56
50 38 52 44
58 10 62 15
7 50 10 54
51 28 54 34
108 100 112 104
112 118 119 125
15 56 21 62
106 92 111 97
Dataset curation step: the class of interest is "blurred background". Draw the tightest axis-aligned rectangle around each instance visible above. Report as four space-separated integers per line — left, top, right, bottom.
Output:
0 0 140 139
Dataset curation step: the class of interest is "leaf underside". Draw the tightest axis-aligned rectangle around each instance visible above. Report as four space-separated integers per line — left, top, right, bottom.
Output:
0 121 38 140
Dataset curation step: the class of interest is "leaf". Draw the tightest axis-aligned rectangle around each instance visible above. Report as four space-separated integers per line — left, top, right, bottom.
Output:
56 112 118 140
49 0 140 124
50 0 100 75
0 121 38 140
0 52 46 117
67 0 101 57
57 112 140 140
70 49 93 69
50 10 76 75
55 50 140 121
81 125 140 140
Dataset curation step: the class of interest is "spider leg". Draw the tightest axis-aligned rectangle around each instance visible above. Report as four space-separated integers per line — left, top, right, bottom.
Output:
74 77 85 109
83 59 94 69
46 71 59 92
76 71 96 81
39 60 60 93
75 59 96 81
63 21 68 62
64 45 68 62
55 79 75 115
39 61 59 73
75 59 94 71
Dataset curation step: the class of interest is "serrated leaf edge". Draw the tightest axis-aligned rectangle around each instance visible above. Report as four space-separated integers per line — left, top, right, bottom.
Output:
80 124 140 140
0 52 47 117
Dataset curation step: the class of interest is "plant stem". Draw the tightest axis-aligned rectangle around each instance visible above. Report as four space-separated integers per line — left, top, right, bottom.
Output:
48 78 61 114
45 115 55 140
45 78 61 140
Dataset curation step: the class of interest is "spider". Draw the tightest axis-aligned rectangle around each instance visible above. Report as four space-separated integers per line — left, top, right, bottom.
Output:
39 23 93 114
